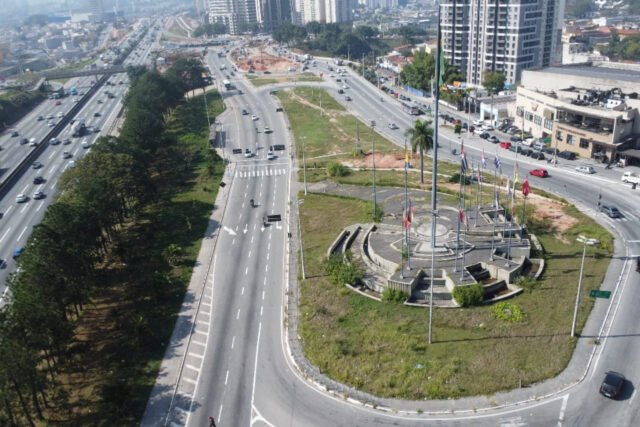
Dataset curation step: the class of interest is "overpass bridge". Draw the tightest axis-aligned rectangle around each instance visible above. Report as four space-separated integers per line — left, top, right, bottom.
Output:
43 65 128 80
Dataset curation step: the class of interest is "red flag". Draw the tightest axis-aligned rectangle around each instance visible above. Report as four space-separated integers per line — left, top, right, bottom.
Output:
458 208 464 223
522 176 531 197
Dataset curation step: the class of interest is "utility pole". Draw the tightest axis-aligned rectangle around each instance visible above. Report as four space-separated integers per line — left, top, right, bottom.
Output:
571 236 599 337
302 136 308 195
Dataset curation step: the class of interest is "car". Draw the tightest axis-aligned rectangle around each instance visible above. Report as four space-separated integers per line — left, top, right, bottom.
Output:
345 96 352 101
530 151 546 160
264 126 272 134
93 112 101 117
13 247 24 259
558 150 577 160
57 112 64 118
47 121 55 127
481 125 494 131
276 107 283 112
600 204 621 218
600 371 625 399
520 148 533 156
267 150 276 160
46 114 54 120
251 114 258 121
461 123 468 130
499 141 511 149
479 132 490 139
97 99 103 104
50 137 60 145
62 151 72 159
29 138 38 146
62 138 72 145
543 147 558 156
337 89 344 94
241 109 249 115
55 100 61 105
472 119 484 126
532 141 545 151
11 130 18 137
16 194 28 203
20 137 29 145
342 84 349 90
488 135 500 143
33 191 45 200
33 176 45 184
576 165 595 174
37 115 44 121
530 168 549 178
510 135 523 142
32 161 43 169
81 139 91 149
388 123 399 130
244 148 253 158
68 160 76 168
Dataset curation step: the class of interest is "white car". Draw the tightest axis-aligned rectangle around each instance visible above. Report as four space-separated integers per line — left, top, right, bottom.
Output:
244 148 252 158
16 194 28 203
81 138 91 149
576 165 596 174
267 150 275 160
251 114 258 121
388 123 399 130
57 112 64 118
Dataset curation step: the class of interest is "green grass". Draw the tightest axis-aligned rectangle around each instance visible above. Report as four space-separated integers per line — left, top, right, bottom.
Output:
45 91 226 424
248 72 323 87
298 192 612 399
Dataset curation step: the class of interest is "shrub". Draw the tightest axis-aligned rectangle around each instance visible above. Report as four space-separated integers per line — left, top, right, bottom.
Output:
452 284 483 307
327 161 349 177
492 302 524 322
381 288 409 303
325 253 364 286
515 276 538 294
448 172 471 185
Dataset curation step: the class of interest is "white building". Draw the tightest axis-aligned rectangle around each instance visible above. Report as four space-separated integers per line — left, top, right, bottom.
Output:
208 0 257 35
301 0 352 24
441 0 566 86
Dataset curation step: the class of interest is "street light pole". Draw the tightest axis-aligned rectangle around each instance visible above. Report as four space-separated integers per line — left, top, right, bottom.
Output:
571 235 599 337
371 121 377 220
302 136 308 195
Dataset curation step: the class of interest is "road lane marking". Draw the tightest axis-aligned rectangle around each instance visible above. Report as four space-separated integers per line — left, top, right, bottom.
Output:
267 253 269 261
225 370 229 385
265 265 268 273
557 394 569 426
263 277 267 286
241 287 245 295
16 225 28 242
245 267 248 275
248 250 251 258
20 204 28 214
262 291 265 300
260 306 263 316
236 309 240 320
36 202 44 212
188 352 204 359
250 322 263 407
268 243 270 251
51 180 57 189
232 238 236 245
0 228 11 243
251 236 254 243
21 184 28 193
4 205 12 216
185 364 200 372
231 336 235 349
182 377 196 385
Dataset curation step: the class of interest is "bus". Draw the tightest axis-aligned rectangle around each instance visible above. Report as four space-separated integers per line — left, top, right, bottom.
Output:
401 101 421 116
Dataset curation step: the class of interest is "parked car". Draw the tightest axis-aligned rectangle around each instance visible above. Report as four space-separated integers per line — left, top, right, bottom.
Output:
558 150 577 160
600 371 625 399
510 135 523 143
600 205 621 218
576 165 596 174
488 135 500 144
543 147 559 156
479 132 490 139
530 151 546 160
530 168 549 178
499 141 511 149
520 148 533 157
532 141 545 151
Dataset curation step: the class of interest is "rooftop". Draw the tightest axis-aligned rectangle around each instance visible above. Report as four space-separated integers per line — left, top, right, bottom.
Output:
534 64 640 84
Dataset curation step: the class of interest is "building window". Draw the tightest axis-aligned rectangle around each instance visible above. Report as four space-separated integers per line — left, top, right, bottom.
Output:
534 115 542 125
579 138 590 149
555 130 562 141
525 111 534 121
567 134 576 146
516 106 523 116
544 119 553 130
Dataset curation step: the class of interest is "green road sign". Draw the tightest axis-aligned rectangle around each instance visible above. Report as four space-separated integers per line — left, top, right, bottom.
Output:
590 290 611 299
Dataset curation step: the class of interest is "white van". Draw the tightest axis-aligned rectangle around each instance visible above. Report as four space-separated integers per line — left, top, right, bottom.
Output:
575 165 595 174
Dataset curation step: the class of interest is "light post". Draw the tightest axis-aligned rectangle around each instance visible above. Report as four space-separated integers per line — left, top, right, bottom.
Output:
571 235 599 337
301 136 308 195
370 120 377 220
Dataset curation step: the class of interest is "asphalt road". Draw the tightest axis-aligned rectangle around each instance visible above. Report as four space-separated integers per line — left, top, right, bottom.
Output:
0 24 160 301
149 48 640 427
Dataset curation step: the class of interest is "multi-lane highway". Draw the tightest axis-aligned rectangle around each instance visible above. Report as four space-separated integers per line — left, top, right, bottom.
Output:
144 46 640 427
0 22 161 300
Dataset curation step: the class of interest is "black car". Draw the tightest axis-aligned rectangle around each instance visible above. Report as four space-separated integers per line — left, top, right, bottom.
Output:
600 371 625 399
521 148 533 157
543 147 558 156
558 150 577 160
33 176 45 184
510 135 523 142
479 132 490 139
530 151 546 160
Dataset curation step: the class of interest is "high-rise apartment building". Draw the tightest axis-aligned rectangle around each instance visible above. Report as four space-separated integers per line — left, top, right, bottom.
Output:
208 0 257 35
441 0 565 86
301 0 352 24
257 0 293 32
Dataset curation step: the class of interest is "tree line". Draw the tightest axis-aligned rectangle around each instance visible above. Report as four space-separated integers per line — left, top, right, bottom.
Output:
0 57 210 425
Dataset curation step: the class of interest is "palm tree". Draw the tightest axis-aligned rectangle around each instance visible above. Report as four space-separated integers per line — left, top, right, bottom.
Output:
405 119 434 184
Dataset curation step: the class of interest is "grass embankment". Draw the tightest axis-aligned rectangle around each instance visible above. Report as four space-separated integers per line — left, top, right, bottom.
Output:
47 90 225 423
248 73 322 87
0 90 46 132
298 192 612 399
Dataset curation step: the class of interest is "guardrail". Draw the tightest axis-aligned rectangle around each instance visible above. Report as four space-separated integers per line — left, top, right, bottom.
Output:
0 73 110 199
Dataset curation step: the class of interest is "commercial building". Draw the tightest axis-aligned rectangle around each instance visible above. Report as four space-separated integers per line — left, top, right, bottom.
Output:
512 65 640 164
440 0 565 86
301 0 352 24
257 0 292 32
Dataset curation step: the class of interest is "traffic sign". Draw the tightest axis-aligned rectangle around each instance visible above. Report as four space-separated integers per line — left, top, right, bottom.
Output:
589 290 611 299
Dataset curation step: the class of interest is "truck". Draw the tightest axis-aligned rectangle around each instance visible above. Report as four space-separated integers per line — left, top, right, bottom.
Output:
72 120 86 137
621 171 640 185
69 87 77 96
334 58 343 66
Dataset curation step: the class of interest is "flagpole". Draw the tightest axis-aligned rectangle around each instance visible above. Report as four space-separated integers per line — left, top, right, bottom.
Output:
503 176 510 267
404 137 411 273
475 163 481 227
428 0 442 345
455 170 462 273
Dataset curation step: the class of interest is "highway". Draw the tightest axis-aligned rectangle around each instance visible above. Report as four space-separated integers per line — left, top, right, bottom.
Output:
148 47 640 427
0 23 161 300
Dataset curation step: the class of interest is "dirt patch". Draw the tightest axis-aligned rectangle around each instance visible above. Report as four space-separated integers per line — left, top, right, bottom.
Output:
233 43 296 73
528 194 577 238
350 152 408 169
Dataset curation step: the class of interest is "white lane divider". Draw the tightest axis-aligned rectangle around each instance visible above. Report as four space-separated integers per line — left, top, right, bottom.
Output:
0 227 11 243
4 205 13 216
236 309 240 320
241 287 245 295
231 336 235 349
16 226 28 242
36 202 44 212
